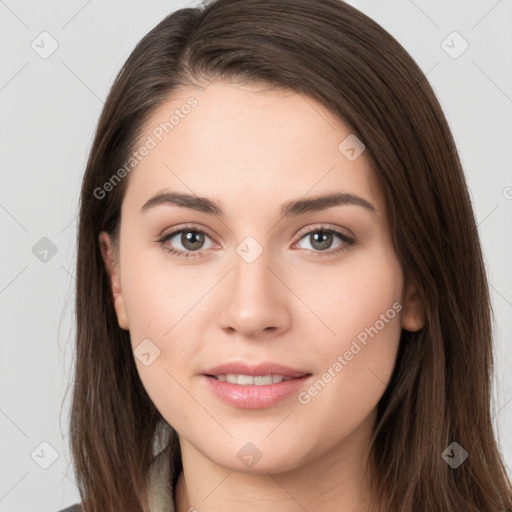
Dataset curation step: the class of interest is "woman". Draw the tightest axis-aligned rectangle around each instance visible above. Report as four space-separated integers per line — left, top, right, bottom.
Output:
61 0 512 510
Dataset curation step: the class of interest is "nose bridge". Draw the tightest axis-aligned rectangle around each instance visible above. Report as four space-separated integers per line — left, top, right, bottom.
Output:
231 235 277 302
216 234 290 335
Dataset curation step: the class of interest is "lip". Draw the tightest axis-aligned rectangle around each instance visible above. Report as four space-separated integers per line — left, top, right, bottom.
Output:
202 361 309 378
201 361 312 409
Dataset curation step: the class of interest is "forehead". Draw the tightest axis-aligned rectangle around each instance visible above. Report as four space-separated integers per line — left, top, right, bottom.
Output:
123 80 384 217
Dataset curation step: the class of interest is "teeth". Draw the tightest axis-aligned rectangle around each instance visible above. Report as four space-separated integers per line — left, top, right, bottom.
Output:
216 374 293 385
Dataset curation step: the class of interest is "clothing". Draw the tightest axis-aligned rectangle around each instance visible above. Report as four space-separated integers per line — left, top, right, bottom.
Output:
57 445 175 512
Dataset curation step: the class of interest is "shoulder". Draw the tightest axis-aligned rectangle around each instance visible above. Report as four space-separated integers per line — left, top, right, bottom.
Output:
57 504 82 512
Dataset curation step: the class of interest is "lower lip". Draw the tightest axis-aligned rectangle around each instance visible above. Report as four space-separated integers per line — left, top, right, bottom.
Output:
202 375 311 409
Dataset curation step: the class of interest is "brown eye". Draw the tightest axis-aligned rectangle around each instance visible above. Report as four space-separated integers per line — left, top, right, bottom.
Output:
307 231 335 251
294 226 356 258
159 226 214 258
179 230 206 251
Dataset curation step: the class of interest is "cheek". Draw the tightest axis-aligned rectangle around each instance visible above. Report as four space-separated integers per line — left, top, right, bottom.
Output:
119 233 194 339
121 269 200 430
118 238 207 416
293 242 403 359
299 309 401 453
295 249 403 427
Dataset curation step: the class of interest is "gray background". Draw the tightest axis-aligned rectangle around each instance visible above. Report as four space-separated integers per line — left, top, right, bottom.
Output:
1 0 511 510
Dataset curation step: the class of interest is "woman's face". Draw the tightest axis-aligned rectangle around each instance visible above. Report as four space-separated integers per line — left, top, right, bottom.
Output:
100 80 424 475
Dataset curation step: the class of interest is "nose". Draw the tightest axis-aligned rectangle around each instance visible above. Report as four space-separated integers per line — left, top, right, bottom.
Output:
216 244 291 340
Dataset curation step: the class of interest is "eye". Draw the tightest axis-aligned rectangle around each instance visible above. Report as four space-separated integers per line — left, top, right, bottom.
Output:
158 225 215 259
294 225 356 257
158 224 356 260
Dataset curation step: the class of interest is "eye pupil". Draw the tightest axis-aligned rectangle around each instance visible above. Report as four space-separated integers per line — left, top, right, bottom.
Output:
311 231 333 250
182 230 204 250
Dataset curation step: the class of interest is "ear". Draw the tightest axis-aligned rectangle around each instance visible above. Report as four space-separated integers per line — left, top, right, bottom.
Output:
401 278 425 332
99 231 129 330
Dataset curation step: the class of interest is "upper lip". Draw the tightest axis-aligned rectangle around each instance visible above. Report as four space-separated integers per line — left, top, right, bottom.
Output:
202 362 310 378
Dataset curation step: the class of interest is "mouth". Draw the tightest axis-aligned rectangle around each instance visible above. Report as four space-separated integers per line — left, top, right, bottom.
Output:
206 374 301 385
201 362 313 409
202 361 310 382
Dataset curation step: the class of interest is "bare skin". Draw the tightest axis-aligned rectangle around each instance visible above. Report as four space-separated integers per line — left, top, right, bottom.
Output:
99 80 425 512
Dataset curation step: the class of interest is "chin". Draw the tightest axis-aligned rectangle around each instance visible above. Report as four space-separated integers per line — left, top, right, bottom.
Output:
197 438 309 475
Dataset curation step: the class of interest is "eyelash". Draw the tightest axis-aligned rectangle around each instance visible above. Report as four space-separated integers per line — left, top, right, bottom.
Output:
157 224 356 260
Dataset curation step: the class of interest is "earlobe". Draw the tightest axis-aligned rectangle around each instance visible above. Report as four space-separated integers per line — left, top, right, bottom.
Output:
98 231 129 330
401 279 426 332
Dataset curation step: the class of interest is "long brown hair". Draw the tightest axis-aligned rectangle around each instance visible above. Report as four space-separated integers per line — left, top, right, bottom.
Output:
68 0 512 510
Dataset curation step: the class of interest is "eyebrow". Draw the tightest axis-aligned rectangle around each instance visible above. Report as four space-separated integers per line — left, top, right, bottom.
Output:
140 190 377 217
